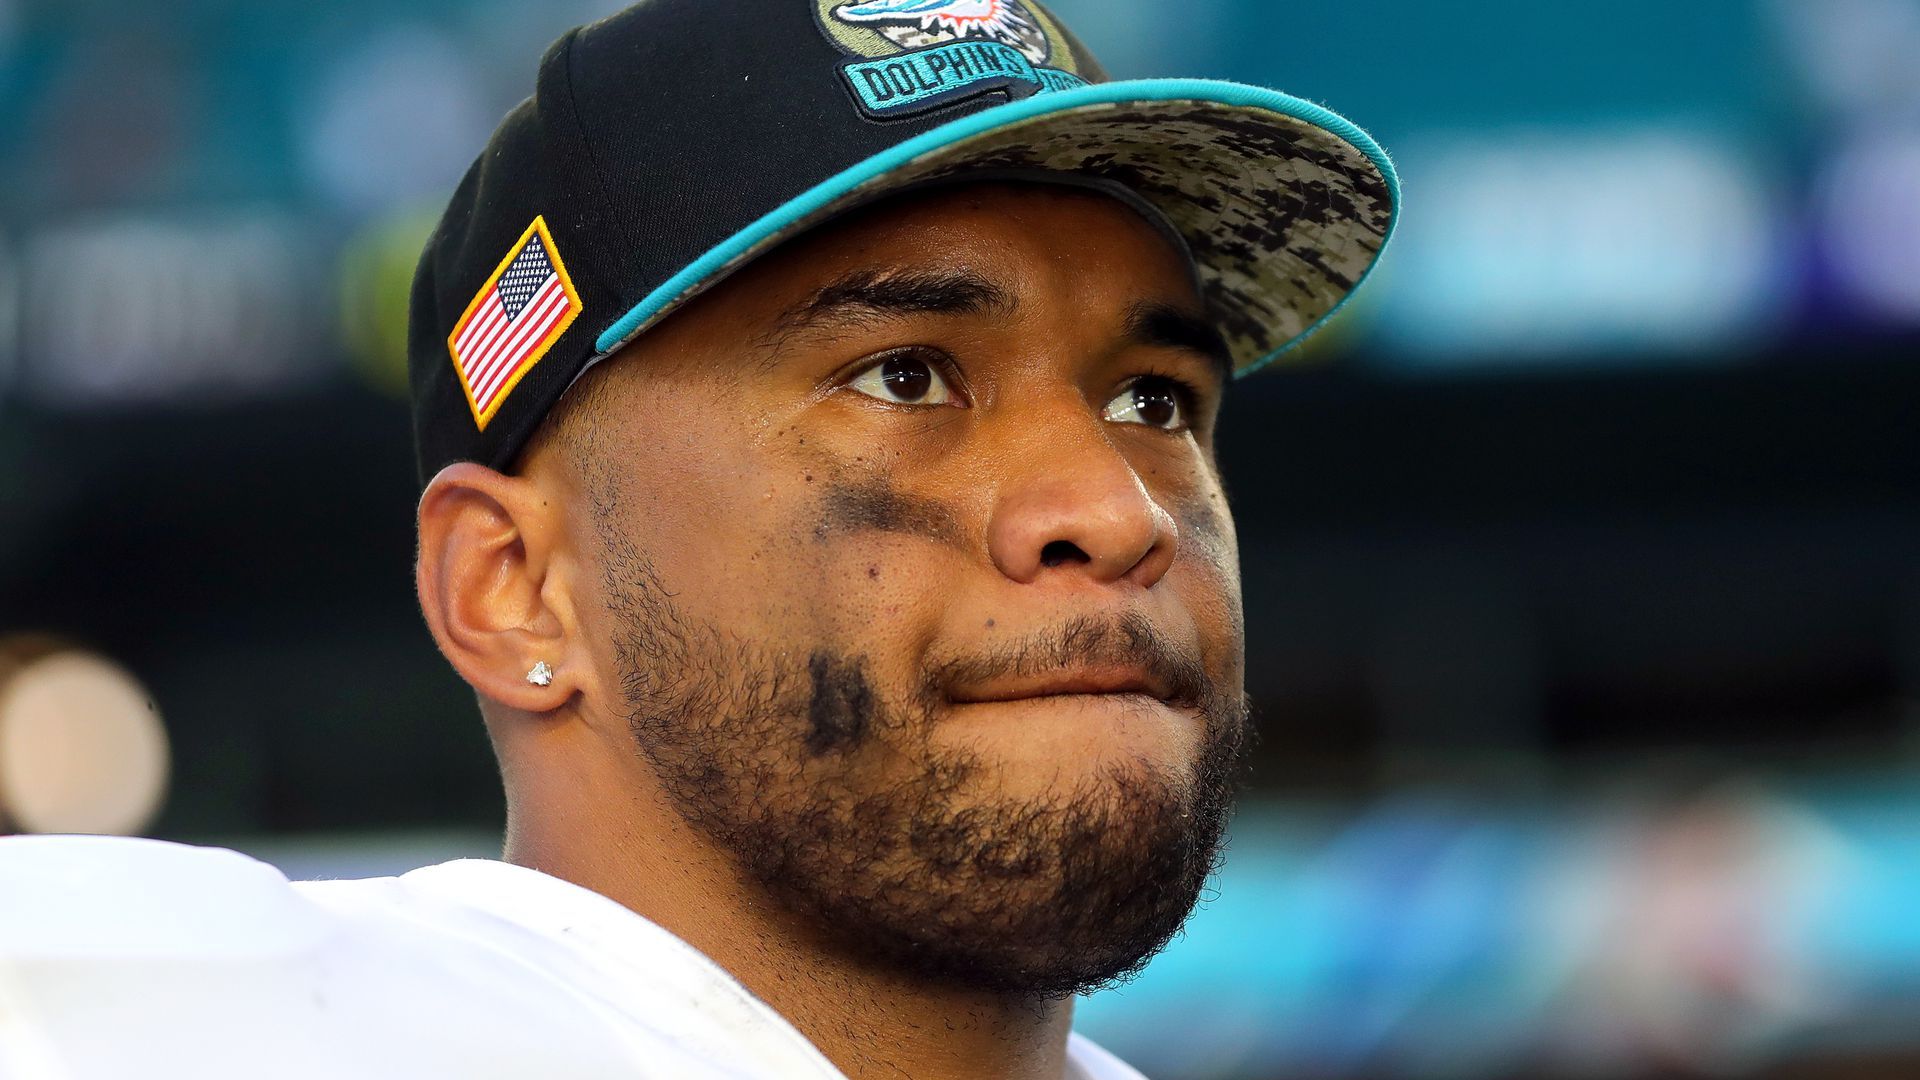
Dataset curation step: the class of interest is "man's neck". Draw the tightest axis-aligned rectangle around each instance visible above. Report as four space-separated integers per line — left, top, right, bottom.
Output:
502 750 1075 1080
682 899 1075 1080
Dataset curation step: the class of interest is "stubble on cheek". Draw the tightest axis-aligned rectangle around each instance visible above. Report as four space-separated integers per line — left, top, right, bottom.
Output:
794 472 969 742
598 472 1255 998
742 468 956 759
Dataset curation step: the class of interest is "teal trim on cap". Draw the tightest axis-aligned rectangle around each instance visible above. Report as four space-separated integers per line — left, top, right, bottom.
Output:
594 78 1400 369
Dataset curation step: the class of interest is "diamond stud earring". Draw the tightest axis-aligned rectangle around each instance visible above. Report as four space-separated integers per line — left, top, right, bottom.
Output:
525 660 555 687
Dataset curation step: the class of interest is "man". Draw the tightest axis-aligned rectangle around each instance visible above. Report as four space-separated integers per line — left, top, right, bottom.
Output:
0 1 1395 1077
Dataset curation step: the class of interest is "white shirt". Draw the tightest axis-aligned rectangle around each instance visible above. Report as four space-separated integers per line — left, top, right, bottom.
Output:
0 836 1145 1080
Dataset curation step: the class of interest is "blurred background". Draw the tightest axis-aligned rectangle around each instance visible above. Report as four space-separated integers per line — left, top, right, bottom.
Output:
2 0 1918 1077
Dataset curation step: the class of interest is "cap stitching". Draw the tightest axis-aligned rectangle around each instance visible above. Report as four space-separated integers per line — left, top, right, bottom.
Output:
544 27 628 315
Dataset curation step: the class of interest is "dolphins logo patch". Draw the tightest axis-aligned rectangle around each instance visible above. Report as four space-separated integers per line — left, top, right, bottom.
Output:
812 0 1086 120
832 0 1050 64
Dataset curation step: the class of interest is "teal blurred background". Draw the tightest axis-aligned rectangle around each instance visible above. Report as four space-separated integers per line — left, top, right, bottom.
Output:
2 1 1918 1077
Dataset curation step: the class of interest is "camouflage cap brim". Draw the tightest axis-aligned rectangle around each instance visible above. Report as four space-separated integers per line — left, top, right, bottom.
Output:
591 79 1398 378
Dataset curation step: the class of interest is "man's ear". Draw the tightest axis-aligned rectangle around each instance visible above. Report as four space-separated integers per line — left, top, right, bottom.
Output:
416 462 582 714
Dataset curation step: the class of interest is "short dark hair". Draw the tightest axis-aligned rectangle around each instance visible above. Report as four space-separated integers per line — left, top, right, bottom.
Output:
512 356 622 478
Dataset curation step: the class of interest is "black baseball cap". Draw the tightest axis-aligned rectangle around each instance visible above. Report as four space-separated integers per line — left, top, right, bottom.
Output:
408 0 1399 482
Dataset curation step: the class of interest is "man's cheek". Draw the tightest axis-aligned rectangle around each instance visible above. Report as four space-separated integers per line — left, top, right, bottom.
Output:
798 471 969 610
796 532 956 669
1176 491 1237 568
1169 497 1244 675
812 475 968 549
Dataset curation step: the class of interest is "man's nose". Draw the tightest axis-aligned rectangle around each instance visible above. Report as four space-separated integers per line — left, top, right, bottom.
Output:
984 415 1178 589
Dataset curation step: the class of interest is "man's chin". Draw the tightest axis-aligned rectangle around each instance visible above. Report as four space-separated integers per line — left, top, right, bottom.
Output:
723 682 1247 999
935 693 1208 786
802 759 1233 999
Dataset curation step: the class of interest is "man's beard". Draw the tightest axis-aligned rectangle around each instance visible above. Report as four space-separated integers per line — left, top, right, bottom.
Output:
600 530 1251 1000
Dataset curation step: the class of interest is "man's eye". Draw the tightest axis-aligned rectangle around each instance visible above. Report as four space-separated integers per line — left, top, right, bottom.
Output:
848 353 956 406
1102 375 1189 430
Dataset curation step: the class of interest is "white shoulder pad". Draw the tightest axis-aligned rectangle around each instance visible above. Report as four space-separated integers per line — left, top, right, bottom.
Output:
0 836 329 960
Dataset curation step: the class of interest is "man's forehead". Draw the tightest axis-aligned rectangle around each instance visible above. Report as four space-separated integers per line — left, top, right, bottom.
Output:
735 179 1215 334
754 262 1231 382
765 179 1196 284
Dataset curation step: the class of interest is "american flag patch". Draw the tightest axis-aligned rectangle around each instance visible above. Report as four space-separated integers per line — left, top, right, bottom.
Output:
447 216 583 430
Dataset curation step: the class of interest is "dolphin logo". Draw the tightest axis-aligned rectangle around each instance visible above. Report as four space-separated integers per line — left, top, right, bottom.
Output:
831 0 1049 62
836 0 1001 20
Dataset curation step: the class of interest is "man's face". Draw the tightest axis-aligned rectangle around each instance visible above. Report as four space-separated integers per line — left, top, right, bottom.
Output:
539 182 1249 997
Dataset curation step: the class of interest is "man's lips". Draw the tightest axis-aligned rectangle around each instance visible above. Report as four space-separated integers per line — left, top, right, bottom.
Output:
946 665 1173 706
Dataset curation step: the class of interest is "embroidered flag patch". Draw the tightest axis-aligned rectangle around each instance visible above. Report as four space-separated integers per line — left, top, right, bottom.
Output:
447 216 583 430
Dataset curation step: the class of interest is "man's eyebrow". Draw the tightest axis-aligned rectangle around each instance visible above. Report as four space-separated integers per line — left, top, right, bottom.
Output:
1124 301 1233 382
760 268 1016 353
